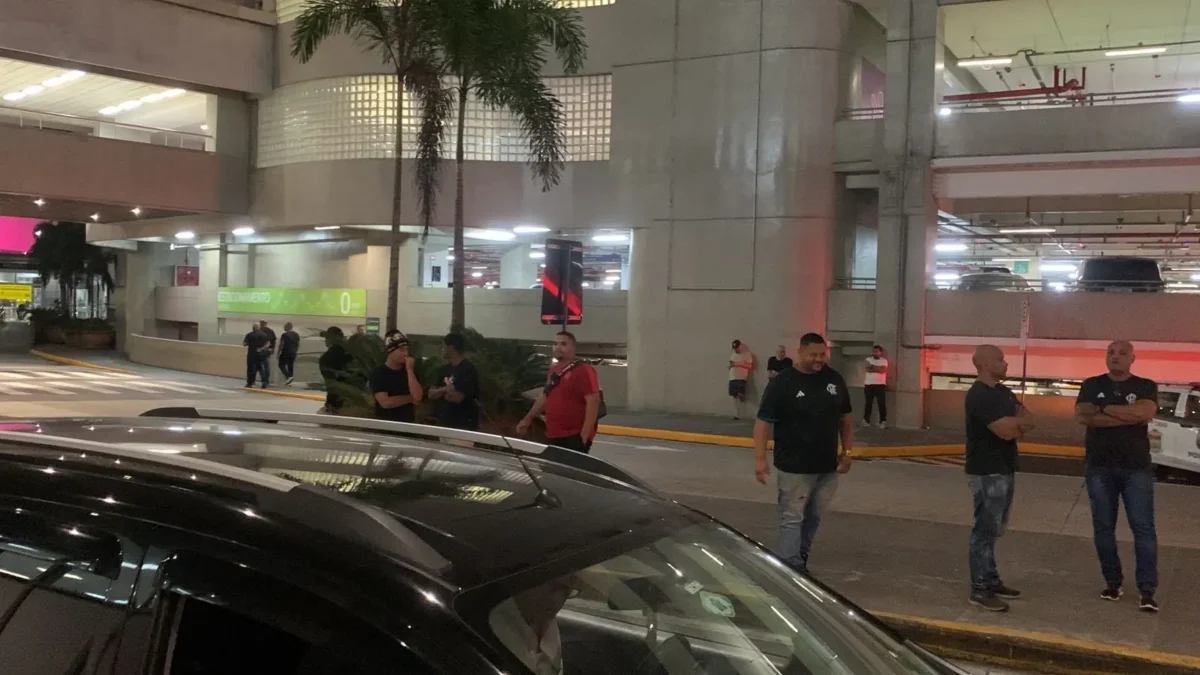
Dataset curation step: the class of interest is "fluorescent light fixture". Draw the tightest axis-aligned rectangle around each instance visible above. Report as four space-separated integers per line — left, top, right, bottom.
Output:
1106 46 1167 57
174 231 196 241
933 272 960 281
471 271 483 278
1192 273 1200 281
446 254 455 261
592 233 629 243
466 229 516 242
529 251 546 259
582 282 591 288
938 107 953 117
605 275 621 282
1179 92 1200 103
602 280 616 286
990 258 1030 263
200 124 209 131
20 85 43 97
89 213 100 222
33 198 44 207
313 225 341 231
513 225 550 234
605 269 621 274
98 106 120 116
935 242 968 252
998 227 1056 234
958 57 1013 67
1169 282 1199 288
1040 263 1077 273
130 207 142 216
232 227 255 236
3 92 24 102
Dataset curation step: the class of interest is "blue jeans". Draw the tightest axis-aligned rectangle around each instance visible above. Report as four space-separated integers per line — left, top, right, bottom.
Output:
777 471 839 570
1085 465 1157 595
258 351 272 386
968 473 1015 593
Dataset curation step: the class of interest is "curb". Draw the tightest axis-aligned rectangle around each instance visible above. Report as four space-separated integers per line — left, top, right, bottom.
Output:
28 349 134 375
876 611 1200 674
242 387 326 402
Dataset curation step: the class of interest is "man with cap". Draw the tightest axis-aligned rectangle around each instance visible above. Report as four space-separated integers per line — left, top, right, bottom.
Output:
370 332 424 423
318 326 352 413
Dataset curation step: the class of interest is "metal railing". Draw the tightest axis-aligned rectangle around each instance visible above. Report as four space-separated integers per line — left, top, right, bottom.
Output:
0 104 211 151
832 278 877 290
931 277 1200 294
842 87 1200 121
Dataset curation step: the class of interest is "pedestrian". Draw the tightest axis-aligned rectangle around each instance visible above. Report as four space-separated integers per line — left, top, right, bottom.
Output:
429 332 481 430
1074 340 1160 612
370 332 423 423
356 324 367 337
317 327 352 414
728 339 754 419
964 344 1034 612
257 319 277 388
753 333 853 574
862 345 889 428
278 322 300 386
242 322 267 388
517 331 601 453
767 345 792 380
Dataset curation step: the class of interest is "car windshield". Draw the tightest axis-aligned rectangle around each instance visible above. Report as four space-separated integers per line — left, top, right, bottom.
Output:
1084 259 1160 281
474 522 958 675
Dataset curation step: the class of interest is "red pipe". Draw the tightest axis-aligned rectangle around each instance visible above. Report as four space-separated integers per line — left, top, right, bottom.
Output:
943 65 1088 104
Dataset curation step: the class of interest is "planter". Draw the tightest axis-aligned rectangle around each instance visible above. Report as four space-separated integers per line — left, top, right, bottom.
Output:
67 329 115 350
46 326 67 345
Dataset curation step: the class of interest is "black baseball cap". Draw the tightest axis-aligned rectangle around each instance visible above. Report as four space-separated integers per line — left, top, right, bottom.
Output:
385 332 410 353
320 326 344 338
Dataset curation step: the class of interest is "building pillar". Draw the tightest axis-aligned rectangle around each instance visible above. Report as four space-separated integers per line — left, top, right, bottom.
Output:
115 242 173 355
619 0 849 414
500 243 540 288
874 0 942 428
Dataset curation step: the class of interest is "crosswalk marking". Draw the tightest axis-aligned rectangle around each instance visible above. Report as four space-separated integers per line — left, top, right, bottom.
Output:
0 366 229 399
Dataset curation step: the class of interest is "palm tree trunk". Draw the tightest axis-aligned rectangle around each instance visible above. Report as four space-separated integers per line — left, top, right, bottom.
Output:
387 69 405 332
451 83 468 332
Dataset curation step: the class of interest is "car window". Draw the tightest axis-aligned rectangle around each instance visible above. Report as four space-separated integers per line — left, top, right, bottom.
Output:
1157 391 1183 419
476 523 955 675
0 508 142 675
1184 394 1200 423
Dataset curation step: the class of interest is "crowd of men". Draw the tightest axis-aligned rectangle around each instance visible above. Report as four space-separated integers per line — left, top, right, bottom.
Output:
749 334 1161 614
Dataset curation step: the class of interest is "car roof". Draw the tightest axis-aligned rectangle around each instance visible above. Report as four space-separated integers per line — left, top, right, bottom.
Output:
0 413 685 589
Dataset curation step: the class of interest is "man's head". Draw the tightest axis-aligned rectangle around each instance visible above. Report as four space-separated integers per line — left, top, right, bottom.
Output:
323 326 344 347
356 325 367 336
1106 340 1136 376
513 575 581 639
260 320 269 330
284 322 293 331
731 339 743 353
385 331 410 367
251 322 259 331
554 331 578 361
972 344 1008 380
776 344 787 359
443 332 467 360
795 333 828 373
872 345 884 358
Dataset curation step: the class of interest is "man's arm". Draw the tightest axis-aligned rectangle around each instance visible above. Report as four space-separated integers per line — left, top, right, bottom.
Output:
753 419 772 484
374 391 416 409
1078 401 1156 426
516 392 548 435
405 364 423 405
581 392 601 442
837 413 855 472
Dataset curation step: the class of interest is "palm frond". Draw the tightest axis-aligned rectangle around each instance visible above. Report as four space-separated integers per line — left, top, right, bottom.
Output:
409 60 455 240
291 0 397 65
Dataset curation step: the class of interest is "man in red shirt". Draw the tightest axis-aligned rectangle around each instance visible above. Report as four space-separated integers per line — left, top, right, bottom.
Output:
517 331 602 453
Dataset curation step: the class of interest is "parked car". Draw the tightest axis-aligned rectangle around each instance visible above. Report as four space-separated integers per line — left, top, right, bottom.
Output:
954 271 1031 292
1075 256 1165 292
1150 385 1200 478
0 409 966 675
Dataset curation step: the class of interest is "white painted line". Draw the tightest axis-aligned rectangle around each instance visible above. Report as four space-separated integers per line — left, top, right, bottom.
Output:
0 383 35 395
0 382 57 395
0 372 34 380
46 381 122 395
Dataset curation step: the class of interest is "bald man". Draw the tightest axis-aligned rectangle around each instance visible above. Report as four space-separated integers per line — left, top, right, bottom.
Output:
1075 341 1160 612
963 344 1034 612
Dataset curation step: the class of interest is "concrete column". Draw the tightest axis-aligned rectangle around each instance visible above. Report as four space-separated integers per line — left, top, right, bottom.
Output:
500 243 540 288
873 0 942 428
206 95 251 213
116 242 173 355
620 0 848 414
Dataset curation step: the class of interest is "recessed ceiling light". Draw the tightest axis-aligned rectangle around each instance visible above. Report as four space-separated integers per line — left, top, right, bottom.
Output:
471 272 483 278
130 207 142 216
200 124 209 131
998 227 1056 234
175 231 196 241
935 243 968 252
466 229 516 242
313 225 341 231
592 233 629 243
958 57 1013 67
529 251 546 259
33 198 44 207
446 254 456 261
513 225 550 234
605 275 621 282
938 107 953 117
89 213 100 222
232 227 255 236
99 106 120 116
1106 46 1167 57
605 269 621 274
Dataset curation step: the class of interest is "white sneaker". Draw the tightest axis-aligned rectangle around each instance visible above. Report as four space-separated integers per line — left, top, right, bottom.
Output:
878 421 887 429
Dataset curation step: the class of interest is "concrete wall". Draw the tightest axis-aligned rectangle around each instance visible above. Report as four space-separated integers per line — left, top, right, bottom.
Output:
924 389 1085 445
402 288 627 344
127 333 246 379
927 340 1200 384
834 120 881 168
936 103 1200 159
827 289 875 338
0 0 272 94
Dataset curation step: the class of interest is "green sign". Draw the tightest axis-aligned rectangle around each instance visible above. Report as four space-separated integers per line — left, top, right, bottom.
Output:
217 287 367 318
1012 260 1030 275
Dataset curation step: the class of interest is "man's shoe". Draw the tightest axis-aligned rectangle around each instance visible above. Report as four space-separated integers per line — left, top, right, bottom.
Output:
285 377 294 386
1100 586 1124 602
878 421 888 429
990 583 1021 599
969 591 1009 612
1139 594 1160 613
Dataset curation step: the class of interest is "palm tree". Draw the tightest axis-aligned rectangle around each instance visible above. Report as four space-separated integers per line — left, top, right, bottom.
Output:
291 0 453 332
427 0 586 331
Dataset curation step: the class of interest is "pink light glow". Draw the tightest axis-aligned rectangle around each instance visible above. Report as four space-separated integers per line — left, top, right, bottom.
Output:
0 217 39 254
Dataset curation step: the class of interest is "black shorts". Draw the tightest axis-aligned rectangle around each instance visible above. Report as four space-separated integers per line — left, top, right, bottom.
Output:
728 379 747 399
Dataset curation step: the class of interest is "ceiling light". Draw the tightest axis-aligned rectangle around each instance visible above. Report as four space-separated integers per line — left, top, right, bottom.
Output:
938 107 953 117
1049 281 1068 292
606 269 621 274
33 198 44 207
592 233 630 243
232 227 255 236
43 70 85 87
19 85 44 97
539 264 546 268
529 251 546 259
582 282 591 288
1179 93 1200 104
466 229 516 242
471 271 483 278
513 225 550 234
446 254 455 261
130 207 142 216
200 124 209 131
99 106 121 116
4 70 85 103
958 57 1013 67
164 88 187 98
935 243 968 252
998 227 1056 234
1040 263 1077 273
933 272 960 281
472 266 487 270
602 280 616 286
89 213 100 222
605 275 621 282
3 92 24 102
1106 46 1167 57
175 231 196 241
1190 274 1200 281
313 225 341 231
990 258 1030 263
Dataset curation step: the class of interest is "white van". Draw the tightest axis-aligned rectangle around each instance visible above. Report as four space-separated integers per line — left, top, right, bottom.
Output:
1149 385 1200 477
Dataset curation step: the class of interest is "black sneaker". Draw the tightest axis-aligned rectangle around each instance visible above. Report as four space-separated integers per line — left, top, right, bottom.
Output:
990 583 1022 599
969 591 1009 612
1100 586 1124 602
1139 594 1159 613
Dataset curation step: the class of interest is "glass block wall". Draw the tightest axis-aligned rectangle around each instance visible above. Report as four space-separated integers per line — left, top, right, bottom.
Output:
277 0 614 23
257 74 611 168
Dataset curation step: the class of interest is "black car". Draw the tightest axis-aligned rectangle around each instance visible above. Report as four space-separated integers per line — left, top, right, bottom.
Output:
1076 256 1165 292
0 409 964 675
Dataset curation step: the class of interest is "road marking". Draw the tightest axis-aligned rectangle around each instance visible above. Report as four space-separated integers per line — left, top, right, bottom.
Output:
43 381 122 395
595 438 687 452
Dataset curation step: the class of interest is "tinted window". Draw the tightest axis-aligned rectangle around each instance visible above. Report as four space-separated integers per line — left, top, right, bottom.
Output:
1083 259 1161 282
1185 394 1200 423
1158 391 1183 419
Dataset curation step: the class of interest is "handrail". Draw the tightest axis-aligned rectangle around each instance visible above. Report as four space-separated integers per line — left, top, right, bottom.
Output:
0 103 210 145
842 86 1200 120
832 278 877 290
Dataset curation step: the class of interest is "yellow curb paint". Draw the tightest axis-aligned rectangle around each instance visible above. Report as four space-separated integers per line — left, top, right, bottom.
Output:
873 610 1200 669
242 387 326 402
28 350 134 375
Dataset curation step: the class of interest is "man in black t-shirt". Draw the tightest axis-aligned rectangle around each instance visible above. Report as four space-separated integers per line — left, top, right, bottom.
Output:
278 322 300 386
963 344 1034 613
257 319 277 388
766 345 793 380
429 333 481 430
1075 340 1160 612
243 322 267 388
753 333 853 574
370 332 423 423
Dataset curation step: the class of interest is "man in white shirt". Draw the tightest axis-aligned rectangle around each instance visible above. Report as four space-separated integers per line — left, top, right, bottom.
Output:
728 339 754 419
489 576 580 675
863 345 889 428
